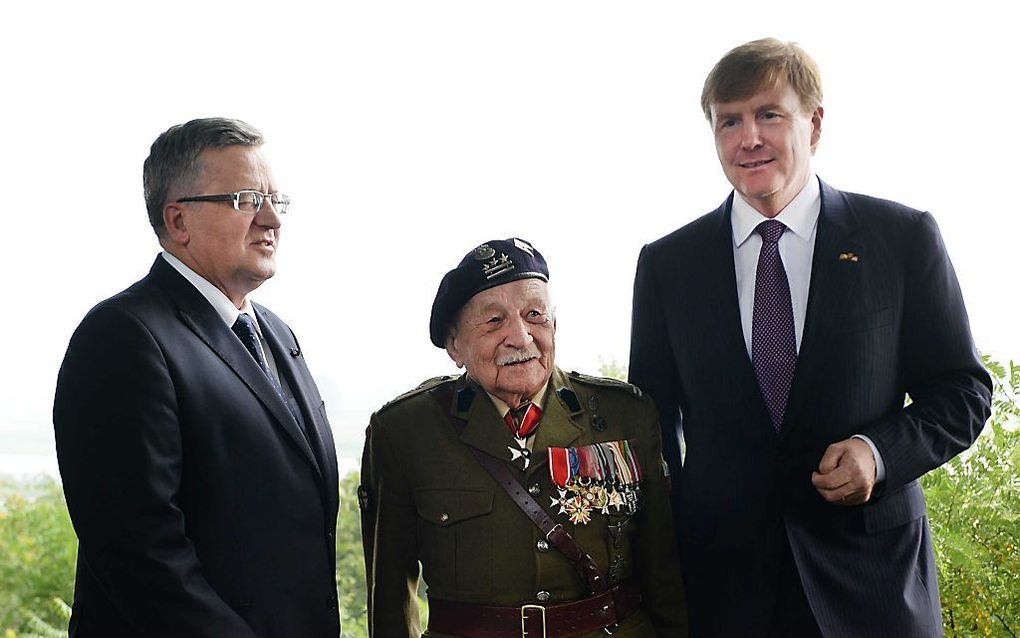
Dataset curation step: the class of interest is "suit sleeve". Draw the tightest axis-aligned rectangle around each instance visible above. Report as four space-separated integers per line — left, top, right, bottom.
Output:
53 304 256 637
862 212 992 488
360 413 421 638
629 244 685 489
634 397 690 636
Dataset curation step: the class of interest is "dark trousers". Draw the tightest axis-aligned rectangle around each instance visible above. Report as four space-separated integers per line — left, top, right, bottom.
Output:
768 533 823 638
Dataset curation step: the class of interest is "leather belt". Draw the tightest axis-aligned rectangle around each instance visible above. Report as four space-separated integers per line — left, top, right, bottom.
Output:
427 580 642 638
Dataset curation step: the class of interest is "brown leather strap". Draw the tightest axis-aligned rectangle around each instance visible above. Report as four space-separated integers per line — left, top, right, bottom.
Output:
433 384 609 596
428 581 642 638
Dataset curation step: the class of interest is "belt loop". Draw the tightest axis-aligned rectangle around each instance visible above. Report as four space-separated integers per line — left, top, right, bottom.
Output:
521 604 547 638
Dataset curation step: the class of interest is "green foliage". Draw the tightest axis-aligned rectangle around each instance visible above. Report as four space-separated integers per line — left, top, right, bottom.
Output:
598 358 628 381
337 472 368 638
922 357 1020 637
0 476 75 636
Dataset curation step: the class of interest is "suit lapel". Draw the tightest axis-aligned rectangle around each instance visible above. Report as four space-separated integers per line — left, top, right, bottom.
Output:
150 258 323 478
255 306 333 488
784 180 864 434
698 198 770 417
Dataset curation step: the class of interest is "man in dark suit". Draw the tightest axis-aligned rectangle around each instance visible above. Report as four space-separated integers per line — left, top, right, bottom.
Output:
54 118 340 637
628 39 992 637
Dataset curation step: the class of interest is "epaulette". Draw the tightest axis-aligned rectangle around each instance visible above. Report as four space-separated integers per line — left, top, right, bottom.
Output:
567 371 643 397
380 375 458 411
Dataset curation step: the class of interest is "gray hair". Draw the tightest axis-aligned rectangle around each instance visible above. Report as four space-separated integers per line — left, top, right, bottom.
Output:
143 117 264 235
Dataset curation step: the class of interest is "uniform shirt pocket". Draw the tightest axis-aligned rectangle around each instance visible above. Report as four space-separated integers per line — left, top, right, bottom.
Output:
414 488 495 596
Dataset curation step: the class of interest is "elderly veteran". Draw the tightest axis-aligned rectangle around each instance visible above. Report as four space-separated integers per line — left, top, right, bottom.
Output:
359 238 688 637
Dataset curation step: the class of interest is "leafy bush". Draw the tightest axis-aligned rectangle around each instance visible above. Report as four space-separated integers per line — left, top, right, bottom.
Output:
338 472 368 638
923 357 1020 637
0 476 75 636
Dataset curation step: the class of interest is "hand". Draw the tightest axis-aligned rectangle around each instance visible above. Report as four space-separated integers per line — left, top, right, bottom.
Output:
810 438 877 506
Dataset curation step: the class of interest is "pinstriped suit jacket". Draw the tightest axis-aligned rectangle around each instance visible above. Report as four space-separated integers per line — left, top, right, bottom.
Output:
628 179 991 637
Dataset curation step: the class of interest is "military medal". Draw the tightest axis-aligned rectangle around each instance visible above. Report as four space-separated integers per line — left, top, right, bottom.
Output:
508 443 531 469
504 403 541 470
547 440 644 525
566 495 592 525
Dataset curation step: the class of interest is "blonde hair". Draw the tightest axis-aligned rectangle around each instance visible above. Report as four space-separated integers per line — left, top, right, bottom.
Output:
701 38 822 120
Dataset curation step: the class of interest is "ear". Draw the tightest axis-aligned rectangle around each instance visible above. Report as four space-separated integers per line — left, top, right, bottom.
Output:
810 106 824 153
445 333 464 369
162 203 191 246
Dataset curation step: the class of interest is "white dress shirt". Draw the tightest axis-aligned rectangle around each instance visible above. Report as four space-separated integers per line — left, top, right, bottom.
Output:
729 177 885 481
160 251 281 380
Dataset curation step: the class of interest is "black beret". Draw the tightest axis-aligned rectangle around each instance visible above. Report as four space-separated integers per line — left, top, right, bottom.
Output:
429 237 549 347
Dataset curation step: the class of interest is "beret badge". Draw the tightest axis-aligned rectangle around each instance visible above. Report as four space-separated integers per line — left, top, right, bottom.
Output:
472 244 496 261
482 253 514 280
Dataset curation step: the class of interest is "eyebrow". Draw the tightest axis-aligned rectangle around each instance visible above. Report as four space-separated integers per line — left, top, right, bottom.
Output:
714 102 785 121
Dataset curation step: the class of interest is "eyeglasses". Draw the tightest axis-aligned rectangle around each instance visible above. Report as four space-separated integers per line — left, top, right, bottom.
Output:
176 190 291 215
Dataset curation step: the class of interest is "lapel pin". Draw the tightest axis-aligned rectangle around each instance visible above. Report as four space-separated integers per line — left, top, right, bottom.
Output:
838 252 860 263
289 348 300 357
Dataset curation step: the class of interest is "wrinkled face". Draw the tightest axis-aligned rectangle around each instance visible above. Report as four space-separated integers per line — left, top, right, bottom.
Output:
166 145 281 307
446 278 556 407
710 80 822 217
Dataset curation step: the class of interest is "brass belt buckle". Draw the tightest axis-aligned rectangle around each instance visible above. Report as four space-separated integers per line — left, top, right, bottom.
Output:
521 604 547 638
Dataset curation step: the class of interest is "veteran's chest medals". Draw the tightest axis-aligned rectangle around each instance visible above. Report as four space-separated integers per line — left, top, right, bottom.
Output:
547 439 644 524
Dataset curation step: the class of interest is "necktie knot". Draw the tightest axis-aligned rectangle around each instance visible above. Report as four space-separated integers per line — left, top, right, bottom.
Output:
232 313 270 377
756 219 787 244
232 313 258 337
504 402 542 439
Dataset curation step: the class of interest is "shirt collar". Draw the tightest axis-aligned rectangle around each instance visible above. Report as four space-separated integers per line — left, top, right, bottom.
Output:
485 378 551 419
731 174 821 247
160 251 261 334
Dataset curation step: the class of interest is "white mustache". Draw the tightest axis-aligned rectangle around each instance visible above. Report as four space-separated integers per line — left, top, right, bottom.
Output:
497 350 539 366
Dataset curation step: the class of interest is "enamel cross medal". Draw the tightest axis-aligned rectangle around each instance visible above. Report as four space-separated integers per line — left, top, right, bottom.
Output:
508 437 531 469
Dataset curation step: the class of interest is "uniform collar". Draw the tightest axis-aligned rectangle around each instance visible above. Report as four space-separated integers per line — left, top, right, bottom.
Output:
483 379 551 419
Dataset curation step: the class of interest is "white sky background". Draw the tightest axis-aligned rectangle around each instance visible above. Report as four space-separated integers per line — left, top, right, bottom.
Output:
2 0 1017 472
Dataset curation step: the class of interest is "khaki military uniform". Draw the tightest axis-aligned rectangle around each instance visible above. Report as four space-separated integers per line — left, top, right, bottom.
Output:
360 367 688 637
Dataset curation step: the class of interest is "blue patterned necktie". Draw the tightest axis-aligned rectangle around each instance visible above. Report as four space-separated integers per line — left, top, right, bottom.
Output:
232 313 275 381
752 220 797 431
232 313 312 442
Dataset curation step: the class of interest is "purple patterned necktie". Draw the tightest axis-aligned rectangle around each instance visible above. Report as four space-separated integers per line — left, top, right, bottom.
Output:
752 219 797 431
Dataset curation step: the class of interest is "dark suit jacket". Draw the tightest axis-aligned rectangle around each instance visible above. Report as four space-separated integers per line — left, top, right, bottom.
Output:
53 256 340 638
628 179 991 637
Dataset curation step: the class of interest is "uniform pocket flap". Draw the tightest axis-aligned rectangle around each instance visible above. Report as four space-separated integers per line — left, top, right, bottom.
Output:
414 488 494 526
862 480 927 534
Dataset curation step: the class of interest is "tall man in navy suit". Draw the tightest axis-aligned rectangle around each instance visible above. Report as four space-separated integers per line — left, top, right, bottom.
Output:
54 118 340 637
629 39 992 637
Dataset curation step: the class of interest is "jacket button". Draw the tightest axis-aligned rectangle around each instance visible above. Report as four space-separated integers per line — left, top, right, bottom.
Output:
536 539 550 552
528 484 541 496
536 590 551 602
440 513 449 522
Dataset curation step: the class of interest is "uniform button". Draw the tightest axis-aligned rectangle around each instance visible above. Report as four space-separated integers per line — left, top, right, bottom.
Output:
439 513 449 522
528 484 541 496
536 590 551 602
536 539 550 552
